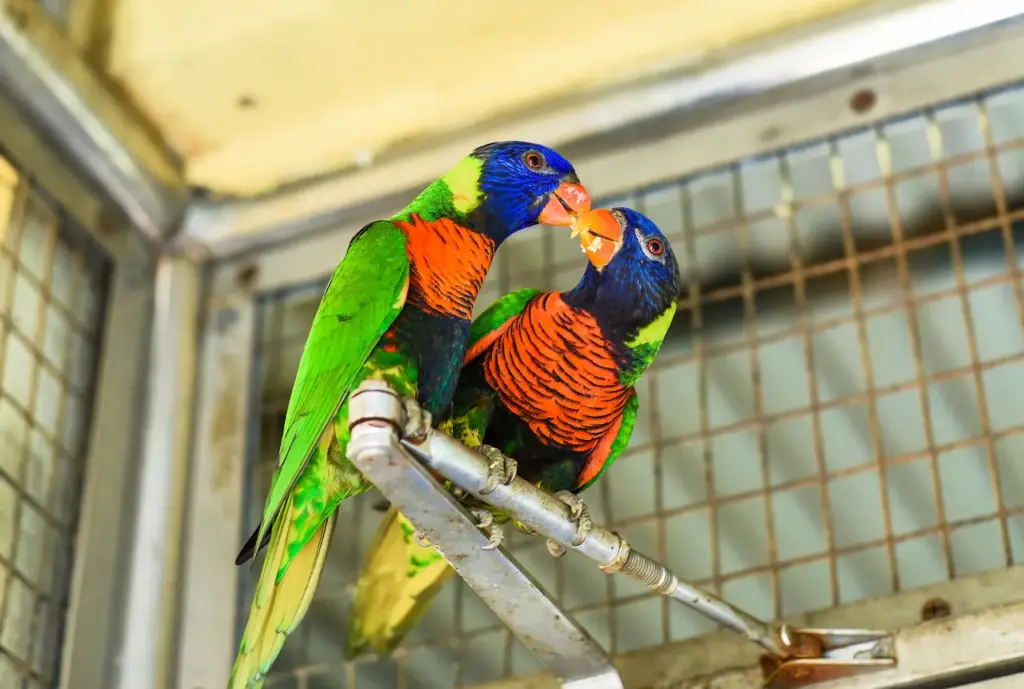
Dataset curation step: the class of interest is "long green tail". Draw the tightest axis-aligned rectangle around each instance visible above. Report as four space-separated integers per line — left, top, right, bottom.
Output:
229 501 338 688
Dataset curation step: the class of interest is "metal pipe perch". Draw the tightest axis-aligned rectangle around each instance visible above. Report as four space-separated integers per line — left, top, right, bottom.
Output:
347 380 895 688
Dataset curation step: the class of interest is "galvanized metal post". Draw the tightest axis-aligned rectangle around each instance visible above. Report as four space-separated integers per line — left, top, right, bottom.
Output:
115 256 200 689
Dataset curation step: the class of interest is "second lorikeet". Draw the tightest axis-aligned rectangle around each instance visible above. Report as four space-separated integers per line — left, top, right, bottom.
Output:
229 142 591 689
346 206 682 659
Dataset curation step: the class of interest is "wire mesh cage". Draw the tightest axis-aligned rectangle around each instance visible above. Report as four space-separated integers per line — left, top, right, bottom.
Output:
239 80 1024 689
0 153 109 688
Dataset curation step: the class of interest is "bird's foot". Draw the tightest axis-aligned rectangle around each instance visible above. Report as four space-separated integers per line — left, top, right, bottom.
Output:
402 398 433 442
513 519 537 536
469 507 505 551
478 445 517 495
546 491 593 558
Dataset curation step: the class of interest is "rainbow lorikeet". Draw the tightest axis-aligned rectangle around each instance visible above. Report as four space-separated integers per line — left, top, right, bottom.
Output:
229 142 591 688
346 206 681 659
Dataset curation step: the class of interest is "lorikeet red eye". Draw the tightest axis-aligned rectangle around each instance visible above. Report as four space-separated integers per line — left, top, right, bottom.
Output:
523 151 544 169
646 238 664 256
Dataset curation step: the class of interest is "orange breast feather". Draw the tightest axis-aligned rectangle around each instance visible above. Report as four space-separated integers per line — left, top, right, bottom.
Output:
394 215 495 320
482 293 632 454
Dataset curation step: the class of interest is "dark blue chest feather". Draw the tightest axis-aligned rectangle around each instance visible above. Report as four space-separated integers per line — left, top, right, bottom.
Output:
391 306 472 418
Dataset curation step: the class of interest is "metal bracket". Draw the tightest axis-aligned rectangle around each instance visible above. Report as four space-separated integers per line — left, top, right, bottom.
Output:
347 381 623 689
759 628 896 687
347 381 897 688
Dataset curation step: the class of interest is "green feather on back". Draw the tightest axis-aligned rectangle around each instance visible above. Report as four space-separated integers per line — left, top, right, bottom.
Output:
258 157 494 551
255 221 410 573
468 288 542 347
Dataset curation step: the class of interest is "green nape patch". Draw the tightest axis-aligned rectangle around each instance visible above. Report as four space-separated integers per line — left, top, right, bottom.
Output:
620 303 678 387
442 156 484 214
630 302 677 348
393 154 484 223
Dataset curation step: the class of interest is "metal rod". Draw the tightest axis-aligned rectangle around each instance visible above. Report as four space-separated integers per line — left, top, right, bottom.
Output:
347 382 623 689
409 410 788 656
348 380 788 658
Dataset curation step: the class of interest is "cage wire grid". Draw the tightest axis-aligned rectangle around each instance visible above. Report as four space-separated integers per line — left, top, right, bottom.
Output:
241 81 1024 689
0 152 108 688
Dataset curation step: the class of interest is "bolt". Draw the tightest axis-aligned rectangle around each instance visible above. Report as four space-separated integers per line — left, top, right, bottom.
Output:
760 125 782 143
921 597 951 621
849 88 877 115
236 264 259 289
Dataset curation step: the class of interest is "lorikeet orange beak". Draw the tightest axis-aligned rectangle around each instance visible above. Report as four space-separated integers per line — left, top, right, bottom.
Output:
573 208 625 270
538 180 591 226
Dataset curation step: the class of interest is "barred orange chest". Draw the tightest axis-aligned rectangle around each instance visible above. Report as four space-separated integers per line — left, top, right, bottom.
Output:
393 214 495 321
482 292 632 454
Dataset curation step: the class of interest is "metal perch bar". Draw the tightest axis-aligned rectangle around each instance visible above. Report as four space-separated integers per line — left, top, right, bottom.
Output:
347 380 895 688
413 427 784 653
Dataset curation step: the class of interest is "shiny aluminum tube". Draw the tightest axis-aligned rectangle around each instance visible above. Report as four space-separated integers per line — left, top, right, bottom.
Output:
406 429 629 569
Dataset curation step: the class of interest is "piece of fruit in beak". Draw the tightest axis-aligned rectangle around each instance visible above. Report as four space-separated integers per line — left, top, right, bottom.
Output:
575 208 624 270
538 182 592 226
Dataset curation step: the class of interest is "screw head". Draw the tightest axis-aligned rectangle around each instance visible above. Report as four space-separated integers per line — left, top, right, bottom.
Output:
849 88 877 115
236 264 259 289
921 597 951 621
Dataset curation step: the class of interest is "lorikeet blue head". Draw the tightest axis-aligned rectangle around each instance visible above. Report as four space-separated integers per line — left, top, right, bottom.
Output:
460 141 591 242
565 207 681 341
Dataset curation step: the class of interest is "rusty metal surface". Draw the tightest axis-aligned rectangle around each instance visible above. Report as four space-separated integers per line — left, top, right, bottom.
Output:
759 628 894 687
242 81 1024 689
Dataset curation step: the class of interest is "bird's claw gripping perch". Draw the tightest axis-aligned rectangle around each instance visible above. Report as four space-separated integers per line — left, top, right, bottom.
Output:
470 508 504 550
402 398 432 442
547 491 592 557
477 445 517 495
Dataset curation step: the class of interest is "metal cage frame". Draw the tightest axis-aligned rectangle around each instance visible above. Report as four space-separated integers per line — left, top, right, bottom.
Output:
0 87 166 689
4 1 1024 689
181 14 1024 689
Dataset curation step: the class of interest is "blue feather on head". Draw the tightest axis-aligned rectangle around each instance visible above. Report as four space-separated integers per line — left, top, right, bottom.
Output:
469 141 589 242
564 207 682 341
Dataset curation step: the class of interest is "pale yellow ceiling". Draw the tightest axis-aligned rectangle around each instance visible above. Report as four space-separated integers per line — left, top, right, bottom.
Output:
102 0 881 198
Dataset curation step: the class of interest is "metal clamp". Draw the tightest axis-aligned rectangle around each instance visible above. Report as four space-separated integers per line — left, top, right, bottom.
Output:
759 628 896 687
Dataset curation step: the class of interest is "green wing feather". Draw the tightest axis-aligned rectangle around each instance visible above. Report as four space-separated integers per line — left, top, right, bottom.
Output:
255 221 410 554
469 287 540 341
